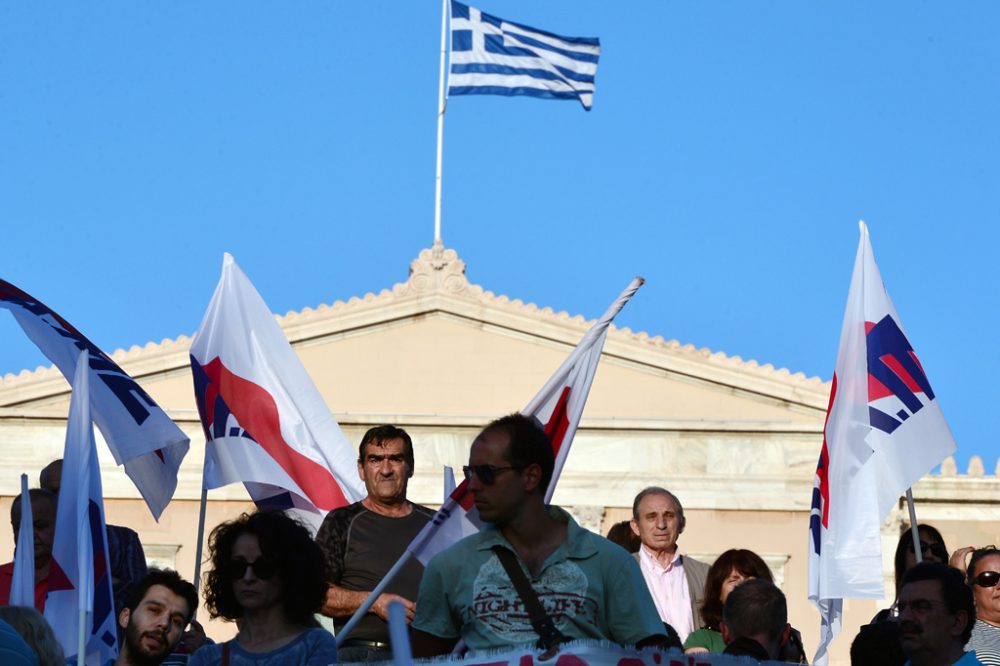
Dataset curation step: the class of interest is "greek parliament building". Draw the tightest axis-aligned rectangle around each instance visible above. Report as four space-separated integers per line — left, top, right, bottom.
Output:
0 245 996 664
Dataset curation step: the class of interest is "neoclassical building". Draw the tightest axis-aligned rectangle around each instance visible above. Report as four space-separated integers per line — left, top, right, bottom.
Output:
1 244 996 665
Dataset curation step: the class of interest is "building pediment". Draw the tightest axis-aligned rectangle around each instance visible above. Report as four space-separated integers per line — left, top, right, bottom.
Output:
0 244 830 429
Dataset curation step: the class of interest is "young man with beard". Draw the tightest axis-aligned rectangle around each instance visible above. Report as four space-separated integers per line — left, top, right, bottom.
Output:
110 569 199 666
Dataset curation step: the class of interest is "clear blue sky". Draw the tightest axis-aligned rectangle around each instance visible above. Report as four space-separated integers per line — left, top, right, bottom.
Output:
1 2 996 471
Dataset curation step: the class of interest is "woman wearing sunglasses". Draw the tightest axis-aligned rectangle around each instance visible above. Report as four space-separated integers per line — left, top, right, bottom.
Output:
189 511 337 666
893 524 951 596
966 546 1000 666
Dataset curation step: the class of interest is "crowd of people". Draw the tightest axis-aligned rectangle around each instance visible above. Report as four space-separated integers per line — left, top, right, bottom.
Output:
0 419 997 666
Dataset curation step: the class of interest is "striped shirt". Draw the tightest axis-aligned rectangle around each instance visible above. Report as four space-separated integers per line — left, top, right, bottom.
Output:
967 619 1000 665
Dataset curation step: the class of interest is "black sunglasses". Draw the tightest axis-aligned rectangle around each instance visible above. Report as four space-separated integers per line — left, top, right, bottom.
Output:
229 558 278 580
909 540 948 557
973 571 1000 588
463 464 523 485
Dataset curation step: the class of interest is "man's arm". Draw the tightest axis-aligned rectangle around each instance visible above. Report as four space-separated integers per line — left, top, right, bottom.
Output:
321 584 415 622
411 628 458 658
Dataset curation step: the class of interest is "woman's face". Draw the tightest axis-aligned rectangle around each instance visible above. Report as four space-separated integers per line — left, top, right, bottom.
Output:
903 529 948 571
230 532 283 614
720 568 755 603
971 554 1000 624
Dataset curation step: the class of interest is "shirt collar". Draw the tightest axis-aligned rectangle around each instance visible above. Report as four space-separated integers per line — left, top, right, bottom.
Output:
639 544 683 572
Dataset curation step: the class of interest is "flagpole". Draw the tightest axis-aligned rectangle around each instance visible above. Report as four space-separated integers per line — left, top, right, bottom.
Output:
905 488 923 564
433 0 449 244
192 486 209 618
334 552 414 647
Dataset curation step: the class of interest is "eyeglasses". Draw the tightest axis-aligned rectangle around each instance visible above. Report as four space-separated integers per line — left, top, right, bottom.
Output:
890 598 949 617
463 464 523 485
973 571 1000 588
228 558 278 580
908 540 948 558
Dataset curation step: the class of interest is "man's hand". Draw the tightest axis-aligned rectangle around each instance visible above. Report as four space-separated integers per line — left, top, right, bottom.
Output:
370 593 415 623
950 546 976 575
174 620 208 654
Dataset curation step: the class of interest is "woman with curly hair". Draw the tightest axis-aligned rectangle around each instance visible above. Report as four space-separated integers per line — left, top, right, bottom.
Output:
188 510 337 666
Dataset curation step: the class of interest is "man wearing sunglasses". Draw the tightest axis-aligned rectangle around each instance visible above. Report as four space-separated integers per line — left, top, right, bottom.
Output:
895 562 983 666
412 414 667 657
315 425 434 663
965 547 1000 665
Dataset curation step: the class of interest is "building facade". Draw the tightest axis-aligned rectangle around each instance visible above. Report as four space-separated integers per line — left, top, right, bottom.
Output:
1 244 996 665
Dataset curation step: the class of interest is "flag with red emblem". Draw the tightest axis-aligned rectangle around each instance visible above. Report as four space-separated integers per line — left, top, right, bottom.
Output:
0 278 190 520
808 222 956 664
189 254 365 531
408 276 644 565
44 350 119 666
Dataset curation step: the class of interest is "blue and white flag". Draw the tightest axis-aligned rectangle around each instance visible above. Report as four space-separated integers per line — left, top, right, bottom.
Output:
0 278 190 520
44 350 118 666
449 1 600 110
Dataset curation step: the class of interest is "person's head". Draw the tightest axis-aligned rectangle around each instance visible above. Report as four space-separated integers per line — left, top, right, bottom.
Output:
38 460 62 495
464 414 554 524
203 511 327 627
0 606 63 666
357 425 414 504
630 487 685 556
605 520 640 553
897 562 975 663
850 621 905 666
700 549 774 630
0 618 37 666
9 489 58 567
894 525 949 595
967 546 1000 625
720 578 790 660
117 569 198 666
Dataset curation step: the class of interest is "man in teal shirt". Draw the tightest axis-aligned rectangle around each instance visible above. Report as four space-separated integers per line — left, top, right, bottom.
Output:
412 414 668 657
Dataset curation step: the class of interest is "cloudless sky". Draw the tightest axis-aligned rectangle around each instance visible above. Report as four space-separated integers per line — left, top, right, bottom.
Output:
1 2 996 471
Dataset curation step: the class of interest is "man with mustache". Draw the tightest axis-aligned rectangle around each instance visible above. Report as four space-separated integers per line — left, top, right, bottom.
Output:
896 562 984 666
110 569 198 666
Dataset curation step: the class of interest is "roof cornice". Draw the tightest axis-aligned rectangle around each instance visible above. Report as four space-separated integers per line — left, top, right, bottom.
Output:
0 243 830 409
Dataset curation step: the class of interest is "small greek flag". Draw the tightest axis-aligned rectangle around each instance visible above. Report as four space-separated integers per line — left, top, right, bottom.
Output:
449 1 600 110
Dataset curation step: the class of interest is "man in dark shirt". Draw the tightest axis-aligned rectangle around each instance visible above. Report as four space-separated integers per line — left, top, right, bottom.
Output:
314 425 433 663
721 578 791 661
41 458 148 617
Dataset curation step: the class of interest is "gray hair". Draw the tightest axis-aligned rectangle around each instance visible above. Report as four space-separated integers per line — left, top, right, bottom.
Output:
631 486 684 521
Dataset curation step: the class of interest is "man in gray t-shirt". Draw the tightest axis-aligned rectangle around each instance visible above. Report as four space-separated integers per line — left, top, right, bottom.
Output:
314 425 432 663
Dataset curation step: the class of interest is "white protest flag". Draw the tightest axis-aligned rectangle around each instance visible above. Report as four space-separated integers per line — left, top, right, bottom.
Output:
9 473 36 607
0 279 189 520
189 254 365 531
44 350 118 666
808 222 956 664
408 277 644 565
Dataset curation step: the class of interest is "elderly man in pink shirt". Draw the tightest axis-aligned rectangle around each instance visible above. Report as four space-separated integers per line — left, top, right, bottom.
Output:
630 486 710 643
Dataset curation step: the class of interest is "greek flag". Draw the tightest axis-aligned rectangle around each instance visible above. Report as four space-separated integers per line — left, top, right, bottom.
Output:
449 1 600 110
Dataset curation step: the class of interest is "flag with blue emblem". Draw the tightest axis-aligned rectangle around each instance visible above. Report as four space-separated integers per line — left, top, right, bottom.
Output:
807 222 956 664
449 1 600 110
